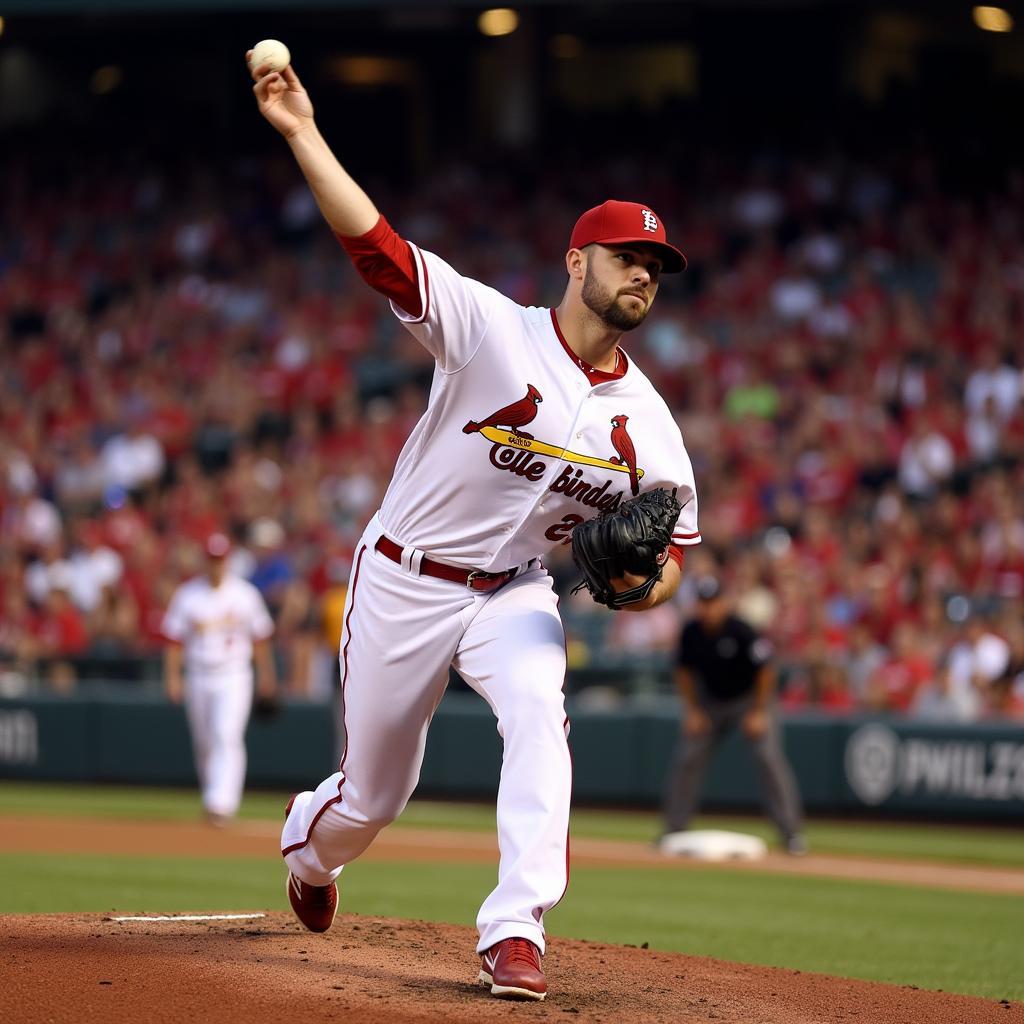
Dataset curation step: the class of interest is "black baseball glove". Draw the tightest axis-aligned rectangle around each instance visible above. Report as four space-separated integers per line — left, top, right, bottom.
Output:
570 487 682 610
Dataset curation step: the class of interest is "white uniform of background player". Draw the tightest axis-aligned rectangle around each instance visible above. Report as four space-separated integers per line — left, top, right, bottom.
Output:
162 533 276 825
250 54 700 1000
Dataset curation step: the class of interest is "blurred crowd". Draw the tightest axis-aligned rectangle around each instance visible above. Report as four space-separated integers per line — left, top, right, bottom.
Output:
1 149 1023 720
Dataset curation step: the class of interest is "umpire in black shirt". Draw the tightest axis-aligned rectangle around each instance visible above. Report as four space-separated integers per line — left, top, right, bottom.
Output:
662 576 806 854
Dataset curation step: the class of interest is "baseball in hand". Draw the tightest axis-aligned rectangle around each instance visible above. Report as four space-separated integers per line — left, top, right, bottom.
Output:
250 39 291 73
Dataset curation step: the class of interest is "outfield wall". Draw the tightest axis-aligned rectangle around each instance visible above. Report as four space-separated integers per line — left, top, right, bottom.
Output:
1 692 1022 819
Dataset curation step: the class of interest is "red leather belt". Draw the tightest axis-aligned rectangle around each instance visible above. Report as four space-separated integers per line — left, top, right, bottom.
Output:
374 535 518 593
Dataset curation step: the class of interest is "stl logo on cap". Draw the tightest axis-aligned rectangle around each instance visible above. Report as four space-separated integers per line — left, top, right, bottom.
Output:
205 532 231 558
569 200 686 272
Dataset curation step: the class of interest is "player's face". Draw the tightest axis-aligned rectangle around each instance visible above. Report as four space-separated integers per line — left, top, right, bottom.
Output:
581 245 662 331
207 555 227 585
696 594 728 628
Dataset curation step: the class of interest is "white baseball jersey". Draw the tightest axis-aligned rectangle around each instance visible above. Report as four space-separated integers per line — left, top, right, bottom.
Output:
378 246 701 568
162 574 274 677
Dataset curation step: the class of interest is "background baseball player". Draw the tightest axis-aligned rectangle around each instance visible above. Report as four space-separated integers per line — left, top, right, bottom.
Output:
249 53 701 1000
661 576 807 855
162 533 277 827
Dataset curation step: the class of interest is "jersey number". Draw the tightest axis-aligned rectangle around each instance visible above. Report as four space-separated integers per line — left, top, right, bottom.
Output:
544 514 585 545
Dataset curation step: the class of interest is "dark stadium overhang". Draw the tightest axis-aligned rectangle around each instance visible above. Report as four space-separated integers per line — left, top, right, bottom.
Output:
0 0 971 10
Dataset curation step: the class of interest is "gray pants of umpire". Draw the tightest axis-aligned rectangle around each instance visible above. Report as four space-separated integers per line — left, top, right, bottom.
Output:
663 694 804 841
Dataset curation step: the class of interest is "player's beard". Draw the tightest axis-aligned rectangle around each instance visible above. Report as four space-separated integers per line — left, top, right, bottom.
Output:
581 265 650 331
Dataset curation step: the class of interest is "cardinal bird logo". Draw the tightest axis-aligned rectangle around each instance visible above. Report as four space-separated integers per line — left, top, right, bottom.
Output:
463 384 543 439
609 414 640 495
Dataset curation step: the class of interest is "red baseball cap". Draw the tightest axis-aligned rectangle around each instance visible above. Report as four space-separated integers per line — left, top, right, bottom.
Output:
204 533 232 558
570 200 687 273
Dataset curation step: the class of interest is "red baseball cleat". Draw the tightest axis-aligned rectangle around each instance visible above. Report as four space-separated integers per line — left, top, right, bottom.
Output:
283 793 338 933
478 937 547 1000
285 870 338 933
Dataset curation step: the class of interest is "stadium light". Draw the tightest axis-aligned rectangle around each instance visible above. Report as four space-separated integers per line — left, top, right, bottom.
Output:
478 8 519 37
91 66 123 95
550 34 583 59
973 5 1014 31
330 56 409 86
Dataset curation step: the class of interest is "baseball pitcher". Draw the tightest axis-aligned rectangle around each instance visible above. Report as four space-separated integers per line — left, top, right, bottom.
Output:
249 52 700 1001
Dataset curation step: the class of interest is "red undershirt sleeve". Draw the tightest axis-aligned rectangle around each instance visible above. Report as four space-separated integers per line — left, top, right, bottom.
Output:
335 214 422 319
667 545 684 569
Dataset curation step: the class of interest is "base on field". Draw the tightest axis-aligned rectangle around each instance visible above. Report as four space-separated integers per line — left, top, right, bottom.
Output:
658 829 768 861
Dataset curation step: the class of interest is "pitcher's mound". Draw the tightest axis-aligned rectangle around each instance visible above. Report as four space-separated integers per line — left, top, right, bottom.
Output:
1 912 1017 1023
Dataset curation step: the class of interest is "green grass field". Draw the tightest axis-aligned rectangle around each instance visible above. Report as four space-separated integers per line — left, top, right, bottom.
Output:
3 782 1023 1000
3 781 1022 867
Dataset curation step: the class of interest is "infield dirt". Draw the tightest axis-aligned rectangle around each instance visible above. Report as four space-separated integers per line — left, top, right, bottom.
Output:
3 911 1020 1024
3 812 1024 893
4 815 1023 1022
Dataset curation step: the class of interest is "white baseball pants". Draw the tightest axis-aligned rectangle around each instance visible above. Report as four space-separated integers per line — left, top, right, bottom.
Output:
281 515 571 954
184 670 253 818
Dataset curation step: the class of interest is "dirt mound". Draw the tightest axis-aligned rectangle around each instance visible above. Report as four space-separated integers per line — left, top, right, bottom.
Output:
1 912 1018 1023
